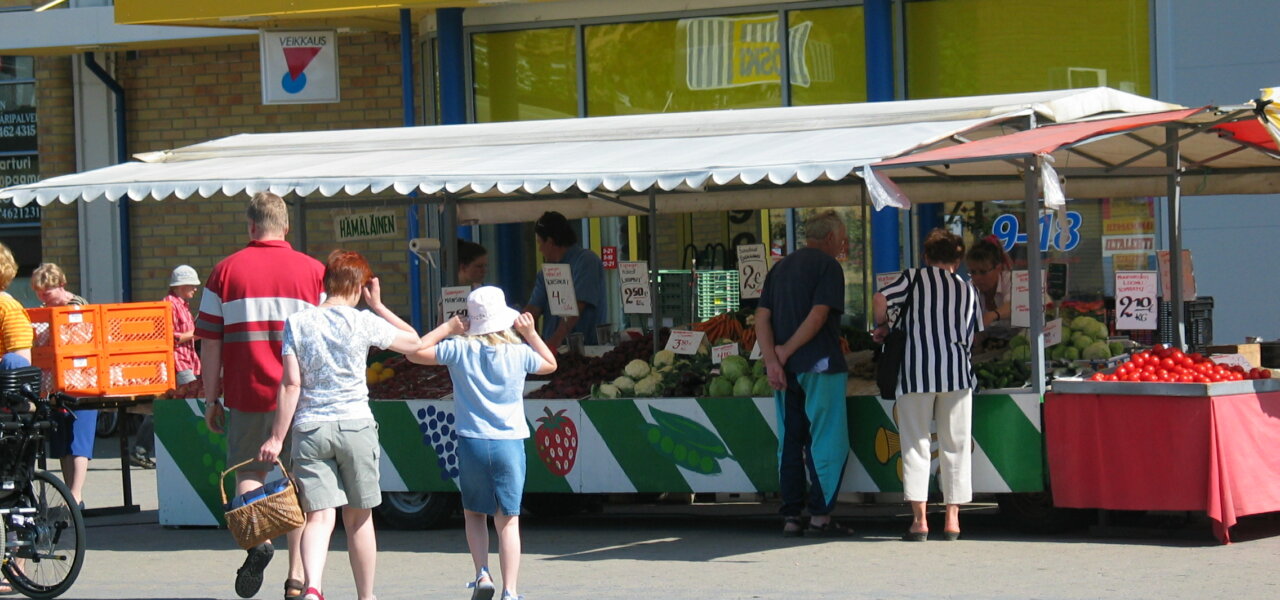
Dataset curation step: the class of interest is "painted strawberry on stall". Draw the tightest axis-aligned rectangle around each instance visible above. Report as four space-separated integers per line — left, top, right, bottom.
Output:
534 407 578 476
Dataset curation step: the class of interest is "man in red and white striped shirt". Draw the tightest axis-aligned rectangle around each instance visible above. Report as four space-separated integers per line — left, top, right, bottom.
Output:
197 192 324 599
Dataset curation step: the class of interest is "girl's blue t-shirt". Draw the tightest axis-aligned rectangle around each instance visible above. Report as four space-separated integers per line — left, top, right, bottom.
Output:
435 338 542 440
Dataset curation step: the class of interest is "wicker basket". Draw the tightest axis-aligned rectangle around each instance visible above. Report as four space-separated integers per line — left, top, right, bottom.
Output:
220 458 305 550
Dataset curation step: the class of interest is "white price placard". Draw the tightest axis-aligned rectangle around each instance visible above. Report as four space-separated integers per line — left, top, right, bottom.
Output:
619 261 651 314
1114 271 1158 330
750 341 762 360
1044 318 1063 347
1157 249 1197 301
876 272 902 292
736 244 768 299
1010 270 1047 328
711 343 740 364
542 264 579 317
664 330 706 355
1212 354 1254 369
441 286 471 321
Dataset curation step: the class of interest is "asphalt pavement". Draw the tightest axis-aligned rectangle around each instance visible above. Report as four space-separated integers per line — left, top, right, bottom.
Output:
46 432 1280 600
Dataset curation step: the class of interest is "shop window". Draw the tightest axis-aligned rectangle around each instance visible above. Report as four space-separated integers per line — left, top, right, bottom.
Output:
472 27 578 123
787 6 868 106
905 0 1150 98
1 54 40 303
584 13 783 117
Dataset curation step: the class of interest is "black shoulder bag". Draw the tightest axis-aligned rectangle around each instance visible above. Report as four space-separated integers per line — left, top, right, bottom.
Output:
876 269 920 400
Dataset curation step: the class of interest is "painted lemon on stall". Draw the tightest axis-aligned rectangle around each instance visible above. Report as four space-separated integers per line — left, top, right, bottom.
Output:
641 406 732 475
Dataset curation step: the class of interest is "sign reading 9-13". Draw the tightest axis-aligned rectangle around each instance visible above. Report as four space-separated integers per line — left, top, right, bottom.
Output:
260 30 339 105
991 211 1083 252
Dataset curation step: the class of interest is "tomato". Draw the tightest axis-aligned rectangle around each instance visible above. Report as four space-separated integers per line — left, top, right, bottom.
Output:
1089 373 1105 381
1170 349 1185 361
1161 357 1177 370
1261 370 1273 379
1188 352 1204 363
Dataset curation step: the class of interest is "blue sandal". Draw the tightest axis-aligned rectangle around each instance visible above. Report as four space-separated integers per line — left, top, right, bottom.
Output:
467 567 495 600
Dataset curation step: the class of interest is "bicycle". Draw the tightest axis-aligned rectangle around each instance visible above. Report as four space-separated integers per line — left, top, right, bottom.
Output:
0 366 86 599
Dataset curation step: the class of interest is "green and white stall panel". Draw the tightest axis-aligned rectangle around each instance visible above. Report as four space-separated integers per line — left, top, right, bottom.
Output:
156 392 1043 526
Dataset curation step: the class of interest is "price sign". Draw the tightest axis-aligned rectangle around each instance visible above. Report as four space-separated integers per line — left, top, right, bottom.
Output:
601 246 618 269
736 244 768 299
542 264 579 317
441 286 471 321
876 272 902 292
711 342 740 364
1044 318 1063 347
619 261 651 314
1114 271 1157 330
750 341 762 360
1010 270 1047 328
1212 354 1254 369
664 330 706 355
1157 250 1197 301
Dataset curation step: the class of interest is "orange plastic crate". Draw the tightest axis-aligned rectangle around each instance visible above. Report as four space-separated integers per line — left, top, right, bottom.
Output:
101 350 174 397
26 305 102 357
100 302 173 353
33 353 104 397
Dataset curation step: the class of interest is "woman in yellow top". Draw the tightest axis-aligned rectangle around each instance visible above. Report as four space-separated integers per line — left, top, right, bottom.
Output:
0 242 32 596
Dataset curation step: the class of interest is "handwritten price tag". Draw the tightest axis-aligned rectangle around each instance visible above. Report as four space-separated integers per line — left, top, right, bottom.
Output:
1114 271 1157 330
1044 318 1062 347
441 286 471 321
876 272 901 292
543 264 579 317
750 341 762 360
1212 354 1254 369
736 244 768 300
710 342 740 364
619 261 651 314
664 330 706 355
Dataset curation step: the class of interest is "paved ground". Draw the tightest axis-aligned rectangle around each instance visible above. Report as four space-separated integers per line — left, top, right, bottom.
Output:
38 433 1280 600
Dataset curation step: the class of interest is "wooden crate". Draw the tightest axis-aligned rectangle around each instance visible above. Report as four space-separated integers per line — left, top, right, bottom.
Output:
1206 343 1261 368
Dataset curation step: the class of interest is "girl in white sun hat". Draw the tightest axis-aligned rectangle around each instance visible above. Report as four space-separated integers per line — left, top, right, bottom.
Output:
410 286 557 600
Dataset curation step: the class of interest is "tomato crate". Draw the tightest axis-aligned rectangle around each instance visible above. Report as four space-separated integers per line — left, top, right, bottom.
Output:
100 302 173 353
33 353 104 397
26 305 102 357
101 350 175 397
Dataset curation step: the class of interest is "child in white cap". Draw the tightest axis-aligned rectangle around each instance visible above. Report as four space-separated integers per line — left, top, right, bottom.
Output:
410 286 557 600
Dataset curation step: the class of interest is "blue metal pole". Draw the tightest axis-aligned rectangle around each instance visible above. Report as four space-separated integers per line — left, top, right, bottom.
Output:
865 0 899 275
83 52 132 301
400 10 424 331
915 204 943 265
437 8 466 125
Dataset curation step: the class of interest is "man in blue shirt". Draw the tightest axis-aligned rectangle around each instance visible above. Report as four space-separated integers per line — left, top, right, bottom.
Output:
756 210 851 538
524 211 605 348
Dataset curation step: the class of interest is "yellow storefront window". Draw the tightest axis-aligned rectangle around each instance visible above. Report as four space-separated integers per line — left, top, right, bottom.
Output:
788 6 868 106
906 0 1150 99
585 13 783 116
472 28 578 123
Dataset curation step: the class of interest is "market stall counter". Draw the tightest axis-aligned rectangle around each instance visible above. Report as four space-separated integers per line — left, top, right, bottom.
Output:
1045 378 1280 543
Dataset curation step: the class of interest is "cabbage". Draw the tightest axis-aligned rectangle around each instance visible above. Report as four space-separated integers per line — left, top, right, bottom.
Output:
1071 316 1100 331
634 376 659 397
1108 341 1127 357
624 359 651 380
707 376 734 397
1072 333 1094 351
752 360 766 378
1010 334 1029 348
612 376 636 394
1010 346 1032 361
1083 341 1111 360
720 355 750 381
732 376 754 397
751 376 773 397
594 383 620 399
1088 322 1110 341
1062 346 1081 361
653 350 676 367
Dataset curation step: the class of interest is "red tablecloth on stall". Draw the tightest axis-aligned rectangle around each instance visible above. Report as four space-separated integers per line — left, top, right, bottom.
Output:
1045 390 1280 543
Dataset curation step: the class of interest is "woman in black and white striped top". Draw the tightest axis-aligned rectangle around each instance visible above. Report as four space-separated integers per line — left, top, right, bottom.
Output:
872 228 982 542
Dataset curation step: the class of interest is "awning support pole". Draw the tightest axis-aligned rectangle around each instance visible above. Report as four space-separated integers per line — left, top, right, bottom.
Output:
400 8 423 332
1025 156 1046 395
1166 127 1186 349
649 188 661 355
83 52 132 301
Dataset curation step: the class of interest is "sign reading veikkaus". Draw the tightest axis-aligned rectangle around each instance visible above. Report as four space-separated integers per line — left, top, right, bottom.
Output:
334 210 398 242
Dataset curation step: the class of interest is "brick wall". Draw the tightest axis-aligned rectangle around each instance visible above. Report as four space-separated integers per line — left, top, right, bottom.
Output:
34 53 79 290
35 32 424 316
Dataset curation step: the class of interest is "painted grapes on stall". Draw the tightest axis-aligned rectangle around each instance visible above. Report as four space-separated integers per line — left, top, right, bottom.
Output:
416 405 459 481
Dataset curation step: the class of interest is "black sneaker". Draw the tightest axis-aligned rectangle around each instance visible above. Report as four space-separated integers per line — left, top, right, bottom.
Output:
235 543 274 598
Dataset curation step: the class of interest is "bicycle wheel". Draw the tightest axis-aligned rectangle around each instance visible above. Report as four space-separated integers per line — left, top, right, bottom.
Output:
2 471 85 599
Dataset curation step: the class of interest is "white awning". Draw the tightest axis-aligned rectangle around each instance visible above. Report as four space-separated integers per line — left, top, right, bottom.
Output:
1 87 1188 224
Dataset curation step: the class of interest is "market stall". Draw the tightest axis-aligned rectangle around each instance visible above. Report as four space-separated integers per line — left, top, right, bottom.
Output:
8 87 1280 531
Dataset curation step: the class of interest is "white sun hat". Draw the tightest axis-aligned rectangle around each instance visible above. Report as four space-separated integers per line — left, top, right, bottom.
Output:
168 265 200 287
465 286 519 336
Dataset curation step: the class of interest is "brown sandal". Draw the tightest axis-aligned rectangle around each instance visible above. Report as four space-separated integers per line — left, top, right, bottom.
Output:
285 579 306 599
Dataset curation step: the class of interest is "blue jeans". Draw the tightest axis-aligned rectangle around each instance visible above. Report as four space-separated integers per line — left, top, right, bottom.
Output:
776 371 849 517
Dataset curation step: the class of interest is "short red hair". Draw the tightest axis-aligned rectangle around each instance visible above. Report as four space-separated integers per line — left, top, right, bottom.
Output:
324 250 373 298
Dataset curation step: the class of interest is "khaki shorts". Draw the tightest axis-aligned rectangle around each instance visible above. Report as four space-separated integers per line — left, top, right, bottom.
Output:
290 418 382 512
227 408 291 474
